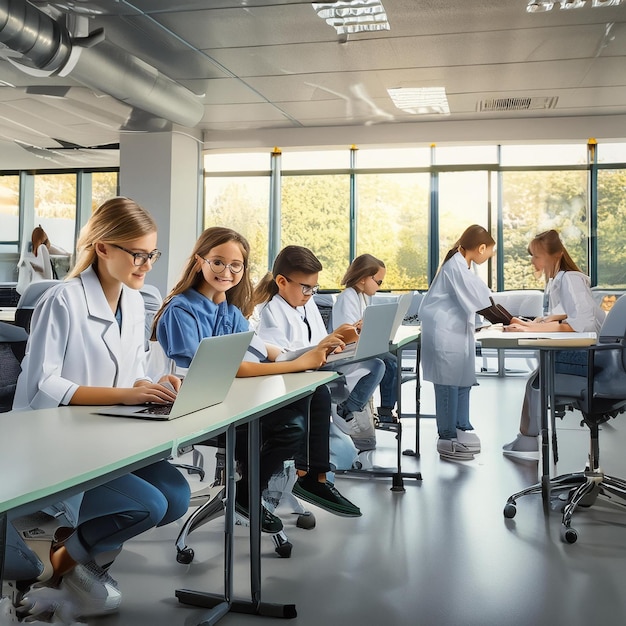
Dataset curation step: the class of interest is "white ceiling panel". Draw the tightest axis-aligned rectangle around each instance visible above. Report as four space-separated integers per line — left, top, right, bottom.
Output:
0 0 624 167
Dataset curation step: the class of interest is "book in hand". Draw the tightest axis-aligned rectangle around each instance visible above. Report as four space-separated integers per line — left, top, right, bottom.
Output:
477 297 513 326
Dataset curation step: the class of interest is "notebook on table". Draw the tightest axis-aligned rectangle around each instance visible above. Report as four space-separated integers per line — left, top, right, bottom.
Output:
93 330 254 420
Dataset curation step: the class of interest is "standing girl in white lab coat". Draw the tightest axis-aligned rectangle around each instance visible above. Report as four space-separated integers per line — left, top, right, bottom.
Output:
332 254 398 422
13 197 190 621
419 225 495 460
502 229 605 457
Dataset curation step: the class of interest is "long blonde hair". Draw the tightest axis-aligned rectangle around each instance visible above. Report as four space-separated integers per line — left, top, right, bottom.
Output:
529 229 581 281
67 197 157 279
152 227 253 335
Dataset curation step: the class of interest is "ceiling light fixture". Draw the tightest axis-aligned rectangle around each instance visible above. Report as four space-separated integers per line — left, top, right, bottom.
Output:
312 1 390 36
526 0 622 10
387 87 450 115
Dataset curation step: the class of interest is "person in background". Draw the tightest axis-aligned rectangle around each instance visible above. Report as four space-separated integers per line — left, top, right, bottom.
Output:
12 197 190 621
332 253 398 423
252 245 385 453
154 227 361 521
502 229 605 458
418 225 495 461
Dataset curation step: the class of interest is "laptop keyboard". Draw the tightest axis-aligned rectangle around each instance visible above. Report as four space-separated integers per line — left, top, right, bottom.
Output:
137 404 173 416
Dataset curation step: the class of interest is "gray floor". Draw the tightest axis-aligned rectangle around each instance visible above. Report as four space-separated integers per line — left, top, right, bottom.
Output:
96 361 626 626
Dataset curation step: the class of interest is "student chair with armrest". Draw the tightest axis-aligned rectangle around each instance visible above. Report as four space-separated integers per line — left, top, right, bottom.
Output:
503 294 626 544
14 280 60 333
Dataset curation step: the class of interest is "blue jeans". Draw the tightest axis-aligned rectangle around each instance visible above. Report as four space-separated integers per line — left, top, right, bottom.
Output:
434 384 472 440
337 357 385 415
379 352 398 409
65 460 190 564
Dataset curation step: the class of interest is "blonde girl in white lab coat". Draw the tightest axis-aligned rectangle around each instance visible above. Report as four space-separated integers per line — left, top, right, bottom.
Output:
13 197 190 621
419 225 495 461
502 229 605 457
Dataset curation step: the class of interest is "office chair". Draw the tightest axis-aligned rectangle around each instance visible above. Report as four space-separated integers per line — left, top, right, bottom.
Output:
14 280 60 333
503 294 626 544
0 321 28 413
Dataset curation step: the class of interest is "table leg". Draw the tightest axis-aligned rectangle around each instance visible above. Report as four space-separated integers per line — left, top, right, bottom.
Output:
539 351 552 509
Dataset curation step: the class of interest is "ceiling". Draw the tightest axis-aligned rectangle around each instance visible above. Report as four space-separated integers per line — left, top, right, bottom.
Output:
0 0 625 168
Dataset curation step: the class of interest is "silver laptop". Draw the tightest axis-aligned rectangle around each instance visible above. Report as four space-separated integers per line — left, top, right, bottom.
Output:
388 293 413 341
325 301 398 365
94 331 254 420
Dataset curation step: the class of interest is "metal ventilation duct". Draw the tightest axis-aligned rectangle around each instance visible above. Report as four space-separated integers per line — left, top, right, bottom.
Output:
0 0 204 127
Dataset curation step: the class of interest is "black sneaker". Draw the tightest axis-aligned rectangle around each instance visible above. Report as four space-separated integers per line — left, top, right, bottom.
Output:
376 406 398 424
235 501 284 534
292 478 361 517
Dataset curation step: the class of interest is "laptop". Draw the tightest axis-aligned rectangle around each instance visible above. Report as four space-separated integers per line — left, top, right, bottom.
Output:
93 331 254 420
325 301 398 365
388 293 413 341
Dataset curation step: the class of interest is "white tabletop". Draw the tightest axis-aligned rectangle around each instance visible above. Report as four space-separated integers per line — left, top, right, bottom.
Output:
0 307 16 323
391 325 420 349
0 370 336 517
475 328 596 349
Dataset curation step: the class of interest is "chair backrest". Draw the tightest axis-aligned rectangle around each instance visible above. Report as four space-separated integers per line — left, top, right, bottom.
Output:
0 321 28 413
15 279 60 333
599 293 626 344
139 283 163 349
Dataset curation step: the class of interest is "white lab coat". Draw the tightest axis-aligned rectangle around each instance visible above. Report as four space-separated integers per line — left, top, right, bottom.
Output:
14 265 149 410
419 252 492 387
12 265 150 526
331 287 369 329
256 295 328 349
547 271 604 334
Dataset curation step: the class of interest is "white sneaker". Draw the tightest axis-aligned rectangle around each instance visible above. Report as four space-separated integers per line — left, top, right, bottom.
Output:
61 562 122 617
456 429 481 453
331 407 360 438
437 438 475 461
502 433 539 460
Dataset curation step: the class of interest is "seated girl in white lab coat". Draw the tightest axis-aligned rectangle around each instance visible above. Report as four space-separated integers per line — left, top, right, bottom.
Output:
332 253 398 423
12 198 190 622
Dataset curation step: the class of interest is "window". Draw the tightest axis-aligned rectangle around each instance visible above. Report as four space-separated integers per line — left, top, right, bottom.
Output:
356 173 429 289
597 169 626 287
0 175 19 253
91 171 119 212
33 173 77 254
281 174 350 288
501 170 588 289
204 176 270 284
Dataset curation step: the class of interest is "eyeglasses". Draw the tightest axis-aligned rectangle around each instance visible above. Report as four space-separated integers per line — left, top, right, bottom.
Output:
370 276 384 286
283 275 319 296
200 257 245 274
112 244 161 266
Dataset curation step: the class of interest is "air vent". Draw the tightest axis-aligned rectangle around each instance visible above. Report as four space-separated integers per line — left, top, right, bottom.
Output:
478 96 559 112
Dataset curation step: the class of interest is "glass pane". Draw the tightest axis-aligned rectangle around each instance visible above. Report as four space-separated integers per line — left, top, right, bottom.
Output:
438 171 492 285
435 145 499 165
281 150 350 171
355 147 430 169
500 144 587 166
33 174 77 273
597 169 626 288
0 175 19 253
356 173 430 290
501 170 588 290
204 152 270 172
92 171 119 212
281 174 350 289
204 176 270 284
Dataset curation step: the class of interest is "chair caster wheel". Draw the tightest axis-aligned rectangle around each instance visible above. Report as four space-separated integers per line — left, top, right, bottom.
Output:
296 512 316 530
503 502 517 519
176 547 195 564
272 531 293 558
561 526 578 544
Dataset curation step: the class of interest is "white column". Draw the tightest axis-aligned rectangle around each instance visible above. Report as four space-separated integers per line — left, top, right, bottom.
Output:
119 127 203 296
